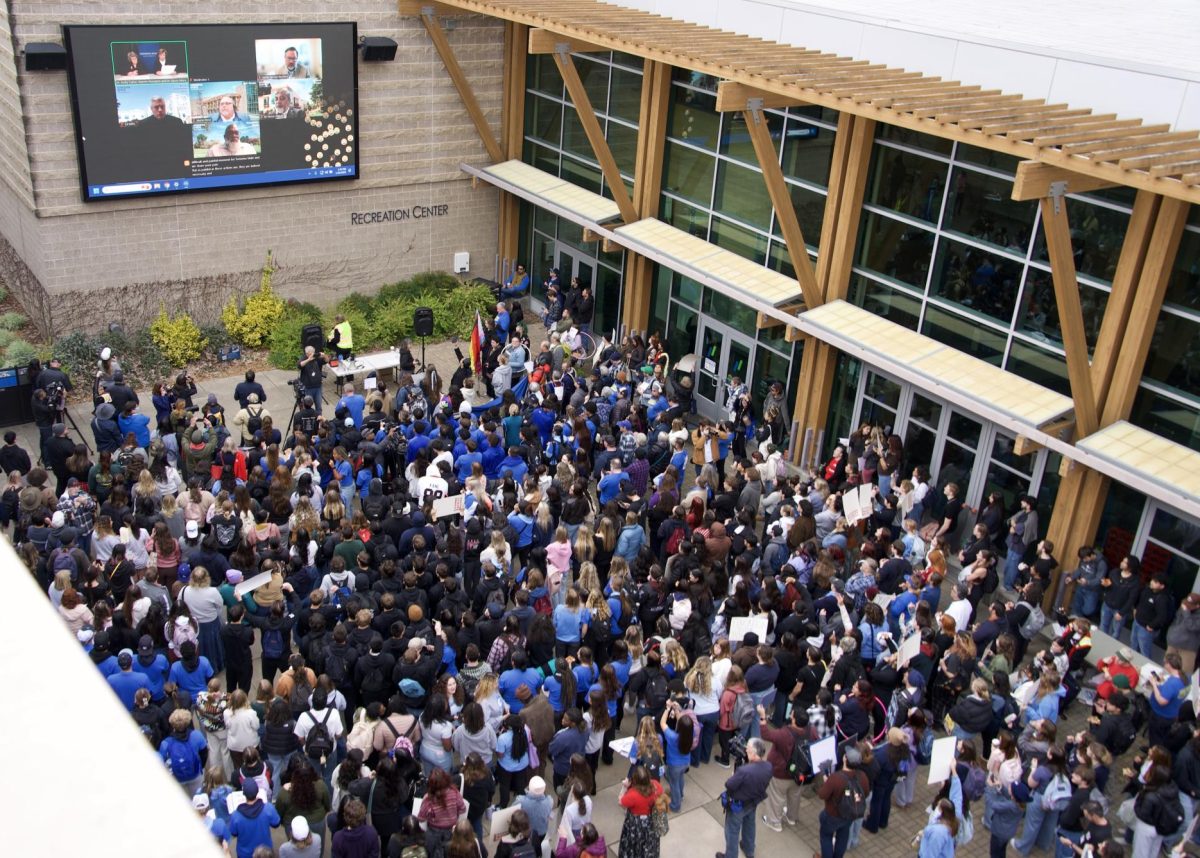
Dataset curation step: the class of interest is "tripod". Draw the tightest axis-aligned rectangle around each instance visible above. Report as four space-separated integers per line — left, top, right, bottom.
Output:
287 382 327 436
57 404 92 455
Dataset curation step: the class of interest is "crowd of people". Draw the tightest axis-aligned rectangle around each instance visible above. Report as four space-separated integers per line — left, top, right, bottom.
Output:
7 296 1200 858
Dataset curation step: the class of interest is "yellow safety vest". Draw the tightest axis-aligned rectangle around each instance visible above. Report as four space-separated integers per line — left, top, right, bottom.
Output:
333 320 353 349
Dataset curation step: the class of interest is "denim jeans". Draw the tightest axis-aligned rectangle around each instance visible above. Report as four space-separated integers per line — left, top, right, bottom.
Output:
1099 603 1124 639
724 801 757 858
693 711 719 765
1013 800 1058 855
304 387 323 416
665 763 687 812
819 810 854 858
746 689 775 739
1070 587 1100 619
1131 621 1156 658
1003 549 1023 590
1057 828 1083 858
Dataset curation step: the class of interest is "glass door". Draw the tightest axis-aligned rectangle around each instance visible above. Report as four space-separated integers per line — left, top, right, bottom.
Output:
694 318 755 421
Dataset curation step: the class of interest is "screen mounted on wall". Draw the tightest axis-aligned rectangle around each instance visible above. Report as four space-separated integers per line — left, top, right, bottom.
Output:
62 22 359 201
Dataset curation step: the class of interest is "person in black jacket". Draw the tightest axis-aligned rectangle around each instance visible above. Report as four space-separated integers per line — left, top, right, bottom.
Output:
949 678 995 741
221 604 256 694
1131 575 1173 657
355 637 397 708
0 432 31 475
1087 690 1137 756
1099 555 1141 640
90 403 123 454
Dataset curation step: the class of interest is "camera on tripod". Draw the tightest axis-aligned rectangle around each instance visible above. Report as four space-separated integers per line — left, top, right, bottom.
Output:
45 381 66 414
290 377 306 401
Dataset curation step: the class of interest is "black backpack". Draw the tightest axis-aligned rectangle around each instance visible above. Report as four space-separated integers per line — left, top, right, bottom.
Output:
289 672 313 716
1155 790 1185 837
324 646 350 687
245 406 264 437
836 773 868 819
361 658 388 696
644 672 670 709
785 733 814 784
304 709 334 760
589 614 613 646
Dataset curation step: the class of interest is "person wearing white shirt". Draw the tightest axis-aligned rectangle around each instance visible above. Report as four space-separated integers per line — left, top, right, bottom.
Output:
943 585 973 633
294 688 344 781
711 640 733 695
416 464 448 506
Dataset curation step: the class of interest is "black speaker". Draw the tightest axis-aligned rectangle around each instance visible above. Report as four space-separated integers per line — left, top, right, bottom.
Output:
25 43 67 71
413 307 434 338
360 36 398 62
301 323 323 353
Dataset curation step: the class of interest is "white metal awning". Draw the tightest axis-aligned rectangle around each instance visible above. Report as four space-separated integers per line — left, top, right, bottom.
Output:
799 300 1075 429
1077 421 1200 503
464 159 622 226
613 218 804 309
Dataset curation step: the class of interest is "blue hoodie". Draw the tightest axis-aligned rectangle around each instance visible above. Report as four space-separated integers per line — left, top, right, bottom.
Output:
228 798 280 858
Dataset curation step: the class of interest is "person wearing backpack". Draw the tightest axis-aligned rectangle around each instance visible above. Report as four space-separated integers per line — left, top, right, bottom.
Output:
233 394 271 447
1131 765 1185 858
276 654 319 717
714 665 750 768
159 706 208 794
815 745 870 858
757 702 813 831
864 727 912 834
1013 746 1071 856
295 688 344 786
1006 582 1045 664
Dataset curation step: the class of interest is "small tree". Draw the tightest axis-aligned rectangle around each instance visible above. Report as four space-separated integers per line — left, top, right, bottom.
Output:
222 250 285 347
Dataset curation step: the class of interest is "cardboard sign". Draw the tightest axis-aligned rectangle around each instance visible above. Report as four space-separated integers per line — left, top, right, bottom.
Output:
897 632 921 667
728 615 769 644
233 571 273 599
928 736 957 784
432 494 466 520
809 734 837 776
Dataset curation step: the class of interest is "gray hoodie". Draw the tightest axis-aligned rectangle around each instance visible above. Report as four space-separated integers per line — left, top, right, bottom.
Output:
1167 603 1200 651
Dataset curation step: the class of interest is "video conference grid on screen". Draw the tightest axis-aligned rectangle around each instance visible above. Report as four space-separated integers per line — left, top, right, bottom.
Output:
63 23 358 201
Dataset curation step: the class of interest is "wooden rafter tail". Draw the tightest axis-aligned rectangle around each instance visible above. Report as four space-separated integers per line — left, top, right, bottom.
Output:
1067 129 1200 158
1032 120 1160 149
909 94 1027 120
954 105 1074 129
1120 147 1200 171
1150 159 1200 178
979 110 1096 136
867 81 970 107
889 89 1004 112
1002 113 1118 141
1087 137 1200 164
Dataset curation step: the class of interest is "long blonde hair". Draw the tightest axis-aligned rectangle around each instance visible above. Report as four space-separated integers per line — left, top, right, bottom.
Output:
634 715 662 760
475 673 500 701
685 656 713 698
577 562 601 597
573 525 595 564
586 589 611 622
663 638 689 674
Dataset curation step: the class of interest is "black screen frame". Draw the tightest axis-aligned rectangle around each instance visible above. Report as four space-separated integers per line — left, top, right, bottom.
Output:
61 21 361 203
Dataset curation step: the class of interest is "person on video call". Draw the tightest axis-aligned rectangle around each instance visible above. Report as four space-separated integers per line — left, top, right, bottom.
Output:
152 47 173 75
274 46 310 78
206 123 256 157
134 97 190 176
121 50 144 77
209 95 251 125
269 87 305 120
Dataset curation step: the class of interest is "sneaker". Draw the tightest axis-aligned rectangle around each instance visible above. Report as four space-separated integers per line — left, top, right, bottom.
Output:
784 816 798 826
762 815 783 833
715 757 731 768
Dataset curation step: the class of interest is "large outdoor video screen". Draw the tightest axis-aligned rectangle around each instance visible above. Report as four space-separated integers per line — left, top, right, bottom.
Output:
63 23 359 201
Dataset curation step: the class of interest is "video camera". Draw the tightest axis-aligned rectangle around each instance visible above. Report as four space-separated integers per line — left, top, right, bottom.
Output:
45 381 66 413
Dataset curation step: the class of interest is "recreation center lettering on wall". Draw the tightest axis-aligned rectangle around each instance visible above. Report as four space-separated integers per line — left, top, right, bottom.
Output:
350 204 449 225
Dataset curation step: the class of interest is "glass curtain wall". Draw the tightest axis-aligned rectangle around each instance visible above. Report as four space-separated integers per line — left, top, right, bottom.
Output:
521 51 643 334
849 126 1200 452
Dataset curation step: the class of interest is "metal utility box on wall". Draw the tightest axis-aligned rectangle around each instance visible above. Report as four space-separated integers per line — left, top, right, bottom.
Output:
453 252 470 273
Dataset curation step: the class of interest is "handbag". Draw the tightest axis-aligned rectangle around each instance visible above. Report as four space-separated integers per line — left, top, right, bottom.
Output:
955 811 974 846
651 807 670 837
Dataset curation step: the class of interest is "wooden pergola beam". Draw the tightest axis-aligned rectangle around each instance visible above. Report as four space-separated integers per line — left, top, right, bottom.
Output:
419 10 503 162
1011 161 1118 200
398 0 467 15
528 28 606 54
740 107 822 308
1039 193 1099 437
715 81 807 112
552 47 639 223
757 303 805 328
1013 418 1076 456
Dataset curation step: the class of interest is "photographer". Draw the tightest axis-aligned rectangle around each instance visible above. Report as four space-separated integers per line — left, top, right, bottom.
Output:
35 357 72 395
32 388 56 464
297 346 326 415
171 372 197 409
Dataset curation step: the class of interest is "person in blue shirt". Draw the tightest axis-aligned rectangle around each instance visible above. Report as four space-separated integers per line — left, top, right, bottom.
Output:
918 799 957 858
495 713 533 807
548 709 591 790
499 651 543 713
495 304 511 337
507 504 536 560
531 403 556 445
336 383 365 427
668 438 688 475
500 263 530 299
134 635 170 702
455 440 482 483
888 577 921 636
660 701 695 812
542 661 577 718
117 402 152 448
169 640 214 697
160 707 209 793
107 650 151 710
1147 652 1187 748
497 448 528 485
647 393 669 422
227 778 281 858
330 446 354 511
553 590 590 659
597 460 626 506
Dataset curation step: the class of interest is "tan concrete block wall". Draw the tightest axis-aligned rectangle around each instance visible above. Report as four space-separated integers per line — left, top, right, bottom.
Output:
0 1 506 335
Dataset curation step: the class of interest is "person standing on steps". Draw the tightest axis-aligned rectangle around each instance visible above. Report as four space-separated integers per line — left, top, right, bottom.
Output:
716 737 771 858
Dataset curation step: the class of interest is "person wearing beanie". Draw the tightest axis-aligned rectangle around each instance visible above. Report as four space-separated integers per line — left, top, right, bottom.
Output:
228 776 281 858
279 814 321 858
518 775 554 853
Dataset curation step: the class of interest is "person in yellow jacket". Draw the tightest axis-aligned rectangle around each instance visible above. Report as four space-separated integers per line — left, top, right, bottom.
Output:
327 315 353 362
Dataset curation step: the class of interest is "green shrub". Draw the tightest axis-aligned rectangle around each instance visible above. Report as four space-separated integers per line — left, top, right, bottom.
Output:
268 307 323 370
0 311 26 331
222 251 286 347
0 285 8 303
150 306 206 366
0 330 13 350
4 338 38 367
